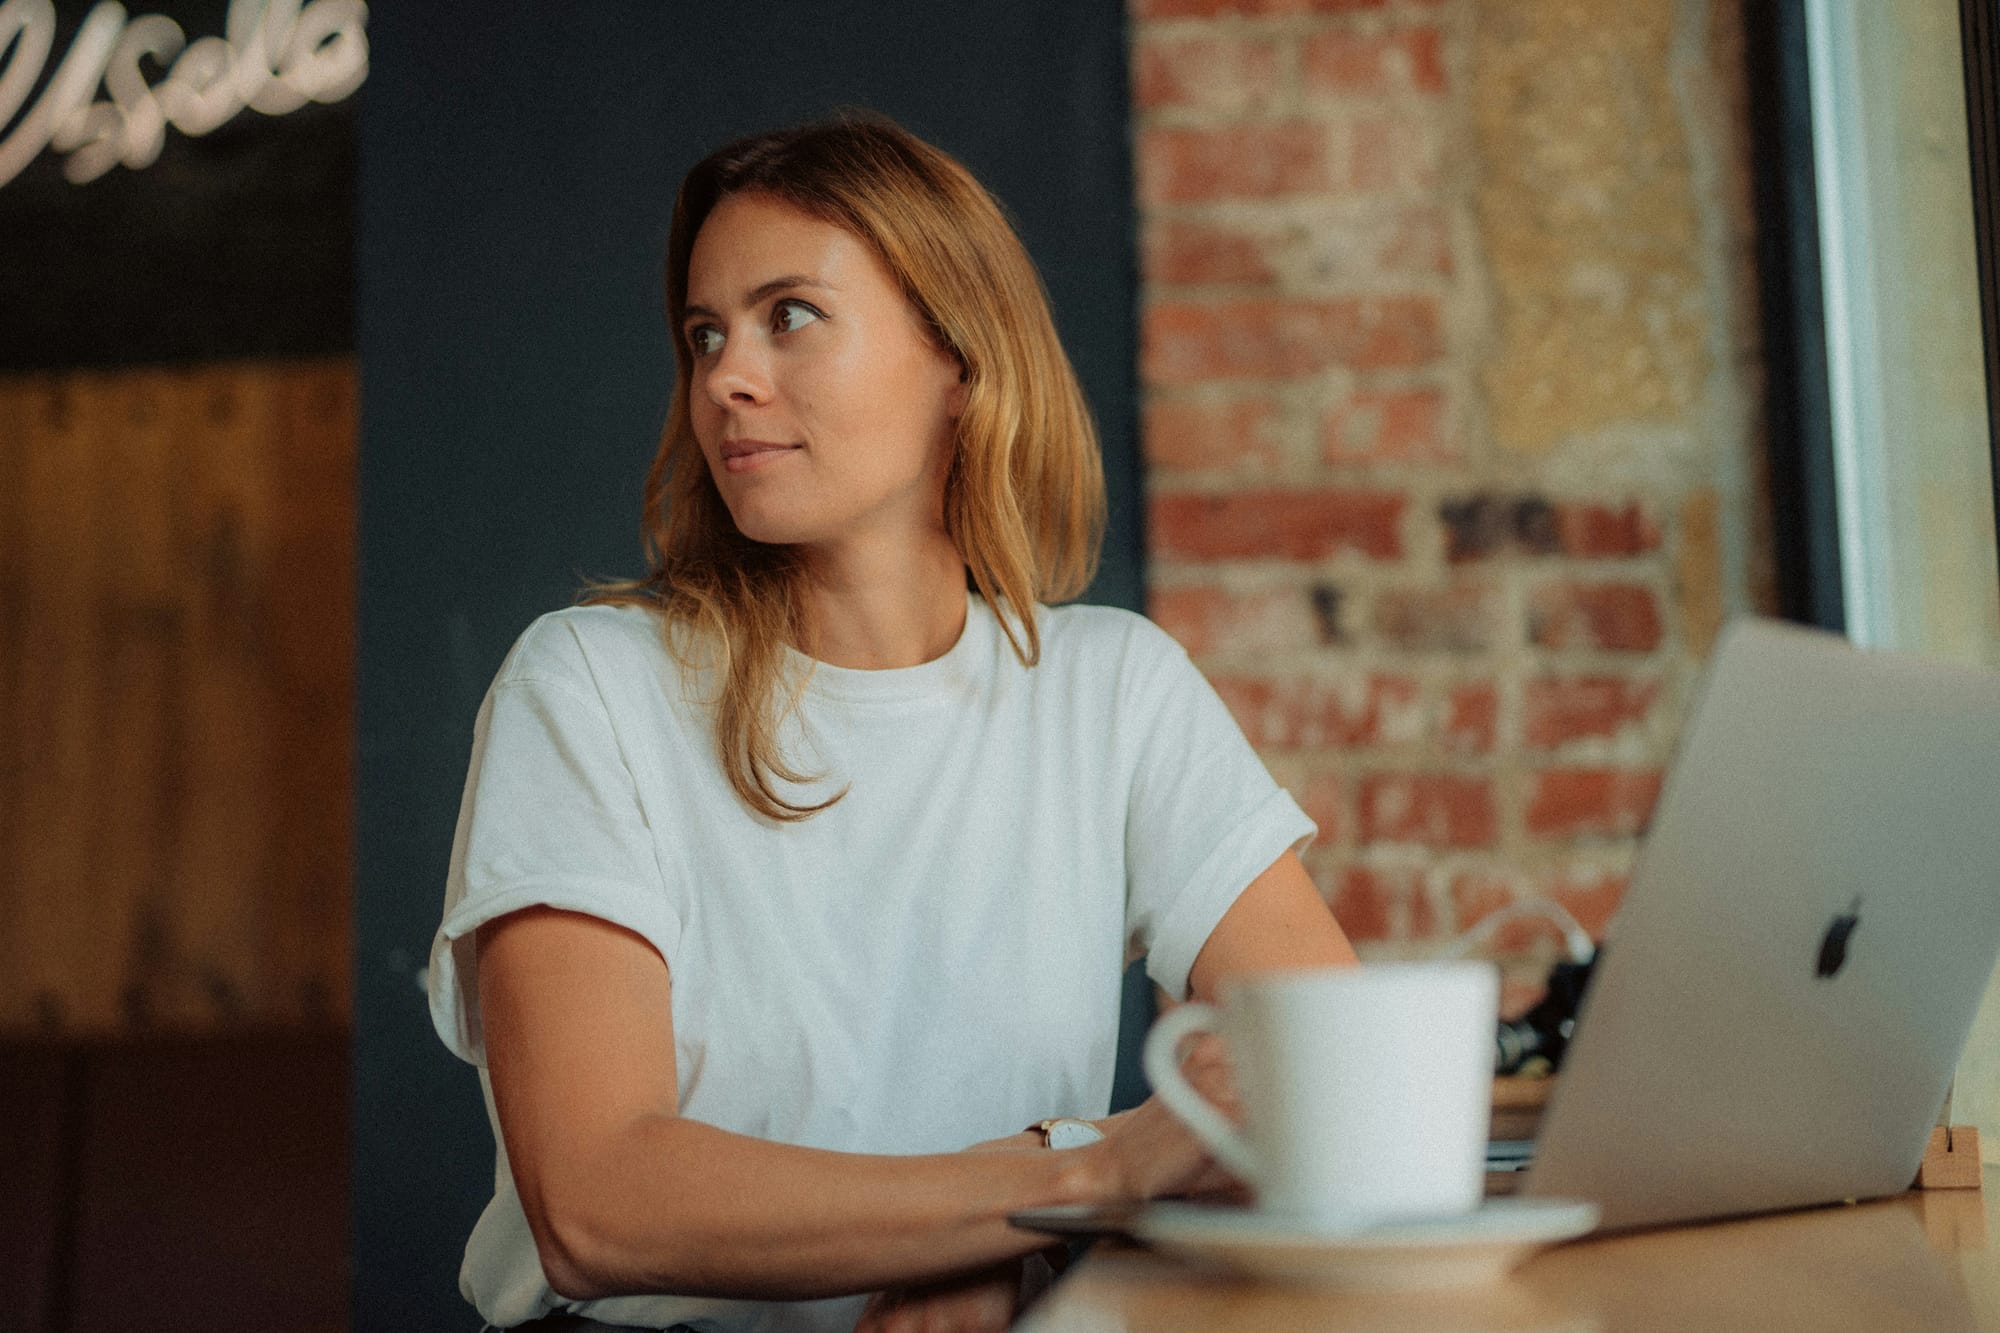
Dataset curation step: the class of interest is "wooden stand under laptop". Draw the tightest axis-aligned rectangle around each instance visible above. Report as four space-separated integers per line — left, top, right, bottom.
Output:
1918 1125 1983 1188
1916 1081 1983 1189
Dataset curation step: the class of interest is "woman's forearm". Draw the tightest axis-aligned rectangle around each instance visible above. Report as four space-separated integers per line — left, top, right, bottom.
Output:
539 1113 1117 1302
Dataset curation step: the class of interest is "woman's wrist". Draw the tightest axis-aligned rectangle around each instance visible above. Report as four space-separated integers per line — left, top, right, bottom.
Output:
968 1112 1138 1207
1057 1137 1135 1208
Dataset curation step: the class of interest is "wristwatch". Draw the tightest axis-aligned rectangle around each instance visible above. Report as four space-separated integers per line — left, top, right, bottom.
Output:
1029 1117 1106 1149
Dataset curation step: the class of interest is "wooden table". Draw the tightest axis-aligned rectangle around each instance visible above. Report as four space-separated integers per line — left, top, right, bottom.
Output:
1019 1166 2000 1331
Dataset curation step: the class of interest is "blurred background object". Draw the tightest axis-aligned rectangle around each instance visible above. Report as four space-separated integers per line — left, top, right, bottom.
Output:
1 2 358 1330
1797 0 2000 1144
1133 0 1773 1011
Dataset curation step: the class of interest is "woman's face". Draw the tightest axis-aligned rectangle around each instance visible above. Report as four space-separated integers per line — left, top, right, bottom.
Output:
682 191 966 553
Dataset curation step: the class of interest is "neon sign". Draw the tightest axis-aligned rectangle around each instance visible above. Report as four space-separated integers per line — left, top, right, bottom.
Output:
0 0 367 189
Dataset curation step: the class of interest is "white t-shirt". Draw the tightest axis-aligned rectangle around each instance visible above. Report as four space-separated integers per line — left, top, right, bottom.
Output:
427 592 1314 1331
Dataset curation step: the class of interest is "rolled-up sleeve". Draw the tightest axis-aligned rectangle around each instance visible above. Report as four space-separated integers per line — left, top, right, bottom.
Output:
428 648 681 1067
1121 625 1316 1001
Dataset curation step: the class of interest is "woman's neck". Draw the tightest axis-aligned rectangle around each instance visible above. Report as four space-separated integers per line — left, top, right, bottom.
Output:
798 530 968 670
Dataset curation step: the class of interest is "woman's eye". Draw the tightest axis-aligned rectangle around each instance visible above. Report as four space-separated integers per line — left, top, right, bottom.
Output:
688 326 722 356
772 299 822 334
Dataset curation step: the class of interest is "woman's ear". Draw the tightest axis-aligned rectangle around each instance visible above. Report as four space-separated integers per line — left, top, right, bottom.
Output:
947 360 970 420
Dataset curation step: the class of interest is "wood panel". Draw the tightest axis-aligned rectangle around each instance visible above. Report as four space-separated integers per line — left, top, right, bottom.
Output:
0 362 354 1035
0 1045 77 1331
64 1033 350 1333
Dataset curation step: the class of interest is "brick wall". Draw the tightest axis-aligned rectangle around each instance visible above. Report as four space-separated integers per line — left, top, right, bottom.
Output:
1132 0 1772 980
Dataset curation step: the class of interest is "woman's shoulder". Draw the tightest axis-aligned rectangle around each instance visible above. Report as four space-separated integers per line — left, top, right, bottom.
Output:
1033 600 1192 674
494 600 674 694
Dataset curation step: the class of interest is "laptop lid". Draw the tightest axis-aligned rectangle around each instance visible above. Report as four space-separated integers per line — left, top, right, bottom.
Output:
1522 617 2000 1231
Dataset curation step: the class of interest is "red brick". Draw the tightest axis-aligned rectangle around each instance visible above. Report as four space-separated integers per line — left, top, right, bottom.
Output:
1346 115 1440 194
1209 673 1422 750
1550 870 1628 939
1407 879 1439 938
1139 124 1333 206
1554 500 1663 557
1451 872 1565 953
1330 865 1395 942
1309 208 1454 281
1144 221 1278 286
1524 676 1660 749
1372 580 1498 652
1441 493 1541 561
1443 495 1662 562
1147 584 1316 657
1297 770 1347 847
1303 27 1448 97
1442 682 1498 755
1526 769 1664 839
1527 582 1664 652
1322 387 1452 465
1328 859 1443 942
1376 205 1453 275
1500 975 1546 1021
1135 33 1285 113
1150 489 1405 561
1143 297 1443 384
1142 397 1282 472
1359 772 1497 848
1309 582 1347 643
1450 870 1512 932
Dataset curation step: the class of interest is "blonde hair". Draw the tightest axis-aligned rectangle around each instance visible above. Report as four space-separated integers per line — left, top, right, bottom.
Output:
583 114 1105 821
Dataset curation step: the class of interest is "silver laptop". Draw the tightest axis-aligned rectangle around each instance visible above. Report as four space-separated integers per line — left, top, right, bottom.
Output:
1516 616 2000 1231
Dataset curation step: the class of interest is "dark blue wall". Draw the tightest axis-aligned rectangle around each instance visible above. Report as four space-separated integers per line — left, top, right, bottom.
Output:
353 4 1141 1327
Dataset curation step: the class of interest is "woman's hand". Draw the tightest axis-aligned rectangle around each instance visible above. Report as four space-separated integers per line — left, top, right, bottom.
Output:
1096 1031 1251 1204
855 1258 1024 1333
856 1030 1249 1333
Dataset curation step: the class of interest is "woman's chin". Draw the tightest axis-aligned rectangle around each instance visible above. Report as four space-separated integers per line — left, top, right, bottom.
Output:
721 501 819 549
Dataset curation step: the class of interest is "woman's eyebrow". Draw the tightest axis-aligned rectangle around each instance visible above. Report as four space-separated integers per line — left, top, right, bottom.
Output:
683 275 834 323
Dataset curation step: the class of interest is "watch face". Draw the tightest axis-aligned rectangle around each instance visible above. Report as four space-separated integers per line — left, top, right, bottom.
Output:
1046 1119 1105 1150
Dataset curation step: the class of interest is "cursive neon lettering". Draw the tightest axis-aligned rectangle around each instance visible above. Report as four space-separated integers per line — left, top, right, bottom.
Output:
0 0 367 190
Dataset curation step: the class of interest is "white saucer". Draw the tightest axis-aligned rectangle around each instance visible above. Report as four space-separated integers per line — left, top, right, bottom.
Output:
1134 1198 1600 1291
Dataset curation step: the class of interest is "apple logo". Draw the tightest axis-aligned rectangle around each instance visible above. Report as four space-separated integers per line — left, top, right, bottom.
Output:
1816 899 1862 979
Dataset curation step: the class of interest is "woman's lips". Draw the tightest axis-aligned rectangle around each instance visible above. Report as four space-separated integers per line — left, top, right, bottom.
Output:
720 439 802 473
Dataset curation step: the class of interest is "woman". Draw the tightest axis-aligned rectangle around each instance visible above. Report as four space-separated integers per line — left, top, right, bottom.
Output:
428 114 1358 1332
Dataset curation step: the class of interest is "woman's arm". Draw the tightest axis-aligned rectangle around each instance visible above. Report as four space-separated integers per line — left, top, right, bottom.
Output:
477 905 1161 1304
1086 850 1357 1198
1186 849 1358 1003
854 850 1358 1329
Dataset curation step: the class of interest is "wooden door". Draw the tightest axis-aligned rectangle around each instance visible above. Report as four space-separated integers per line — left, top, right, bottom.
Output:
0 361 354 1035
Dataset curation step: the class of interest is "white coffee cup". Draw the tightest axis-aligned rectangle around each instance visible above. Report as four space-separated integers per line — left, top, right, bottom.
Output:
1143 962 1499 1223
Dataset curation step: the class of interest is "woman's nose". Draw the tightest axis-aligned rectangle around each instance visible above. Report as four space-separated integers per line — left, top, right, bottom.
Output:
704 335 771 406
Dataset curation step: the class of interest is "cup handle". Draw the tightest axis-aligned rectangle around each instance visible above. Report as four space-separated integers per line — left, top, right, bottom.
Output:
1141 1003 1259 1185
